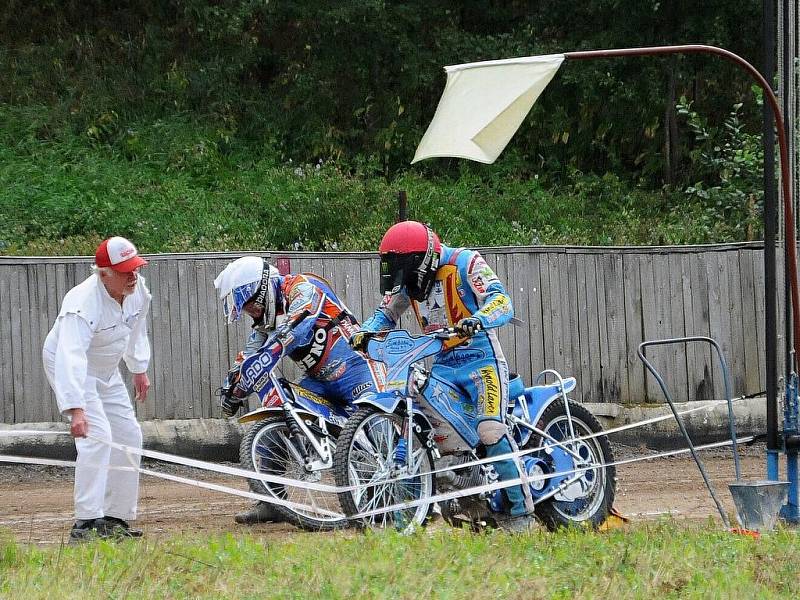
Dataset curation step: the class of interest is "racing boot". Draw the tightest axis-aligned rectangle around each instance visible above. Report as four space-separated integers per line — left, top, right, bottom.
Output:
485 436 536 533
234 501 282 525
495 512 537 534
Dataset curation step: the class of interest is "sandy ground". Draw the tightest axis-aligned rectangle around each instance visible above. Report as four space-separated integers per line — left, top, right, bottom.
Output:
0 444 772 545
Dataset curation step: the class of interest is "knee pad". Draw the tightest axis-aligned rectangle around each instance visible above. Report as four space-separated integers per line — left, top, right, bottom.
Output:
477 420 507 446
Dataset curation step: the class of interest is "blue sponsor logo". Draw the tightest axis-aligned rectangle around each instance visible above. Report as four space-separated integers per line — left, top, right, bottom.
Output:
386 338 415 354
242 352 276 388
445 348 486 367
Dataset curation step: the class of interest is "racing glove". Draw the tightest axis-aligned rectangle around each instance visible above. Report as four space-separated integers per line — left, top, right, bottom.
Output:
219 363 244 417
220 393 244 418
455 317 482 337
350 331 369 352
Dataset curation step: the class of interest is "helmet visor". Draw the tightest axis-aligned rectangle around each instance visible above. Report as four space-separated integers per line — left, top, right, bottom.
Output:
380 253 420 297
222 280 259 324
222 291 239 324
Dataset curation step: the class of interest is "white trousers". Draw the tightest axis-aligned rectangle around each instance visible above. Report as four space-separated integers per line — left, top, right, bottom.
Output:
44 357 142 521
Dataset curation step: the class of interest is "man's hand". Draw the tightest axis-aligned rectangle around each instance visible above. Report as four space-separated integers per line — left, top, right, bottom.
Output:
350 331 369 352
68 408 88 438
455 317 482 337
133 372 150 402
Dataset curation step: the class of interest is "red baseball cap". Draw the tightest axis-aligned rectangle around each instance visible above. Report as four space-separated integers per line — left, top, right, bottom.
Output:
95 237 148 273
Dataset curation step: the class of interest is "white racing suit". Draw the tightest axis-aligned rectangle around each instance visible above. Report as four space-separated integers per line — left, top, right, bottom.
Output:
42 273 151 522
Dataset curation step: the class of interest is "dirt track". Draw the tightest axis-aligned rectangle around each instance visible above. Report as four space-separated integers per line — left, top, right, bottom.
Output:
0 444 769 545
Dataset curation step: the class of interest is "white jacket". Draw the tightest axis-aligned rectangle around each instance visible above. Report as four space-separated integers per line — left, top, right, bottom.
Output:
43 273 152 415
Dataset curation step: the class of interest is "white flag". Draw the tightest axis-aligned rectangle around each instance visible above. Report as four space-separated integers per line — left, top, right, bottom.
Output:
412 54 565 164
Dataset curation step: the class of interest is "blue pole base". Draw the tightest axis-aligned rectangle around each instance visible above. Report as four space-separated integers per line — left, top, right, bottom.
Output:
767 449 780 480
779 504 800 523
780 450 800 524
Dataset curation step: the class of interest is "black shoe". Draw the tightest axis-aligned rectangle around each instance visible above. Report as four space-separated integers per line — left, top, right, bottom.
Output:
234 501 282 525
69 519 107 542
101 516 143 538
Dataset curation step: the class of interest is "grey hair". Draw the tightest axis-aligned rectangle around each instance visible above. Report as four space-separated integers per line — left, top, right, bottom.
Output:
91 265 113 276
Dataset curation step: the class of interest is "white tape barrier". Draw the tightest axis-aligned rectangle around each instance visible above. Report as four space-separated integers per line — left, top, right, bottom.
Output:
0 451 344 519
327 395 751 493
0 395 749 496
0 396 744 494
0 429 344 493
0 397 756 521
136 466 343 518
0 433 754 523
0 431 347 517
95 435 346 494
348 435 756 521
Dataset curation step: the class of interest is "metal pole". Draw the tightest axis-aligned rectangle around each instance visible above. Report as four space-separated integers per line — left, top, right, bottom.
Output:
638 340 732 528
780 0 799 522
764 0 781 479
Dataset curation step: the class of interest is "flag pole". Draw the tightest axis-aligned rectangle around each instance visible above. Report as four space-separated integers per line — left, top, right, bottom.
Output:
565 45 794 464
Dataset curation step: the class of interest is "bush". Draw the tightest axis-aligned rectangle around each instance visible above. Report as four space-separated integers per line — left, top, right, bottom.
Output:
677 91 764 241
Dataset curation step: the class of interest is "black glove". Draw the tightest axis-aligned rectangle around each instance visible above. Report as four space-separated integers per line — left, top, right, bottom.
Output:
219 363 244 417
220 393 244 418
350 331 369 352
455 317 482 337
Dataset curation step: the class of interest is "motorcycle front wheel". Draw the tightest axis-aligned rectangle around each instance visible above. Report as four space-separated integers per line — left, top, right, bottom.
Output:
333 407 436 533
528 400 616 530
240 416 347 531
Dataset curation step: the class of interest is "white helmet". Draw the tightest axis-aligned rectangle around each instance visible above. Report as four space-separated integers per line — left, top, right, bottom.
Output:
213 257 280 326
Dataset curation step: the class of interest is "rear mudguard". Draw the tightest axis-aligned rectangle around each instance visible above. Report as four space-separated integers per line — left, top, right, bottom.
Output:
354 391 437 452
510 377 577 446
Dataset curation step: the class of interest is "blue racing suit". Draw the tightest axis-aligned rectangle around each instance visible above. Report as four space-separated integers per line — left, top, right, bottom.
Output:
361 246 531 517
238 273 385 404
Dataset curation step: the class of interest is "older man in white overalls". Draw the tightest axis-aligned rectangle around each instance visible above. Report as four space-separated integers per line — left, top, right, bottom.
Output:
43 236 151 541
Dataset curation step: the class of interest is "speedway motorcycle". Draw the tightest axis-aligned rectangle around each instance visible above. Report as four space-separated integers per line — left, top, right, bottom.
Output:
223 334 357 530
332 327 616 532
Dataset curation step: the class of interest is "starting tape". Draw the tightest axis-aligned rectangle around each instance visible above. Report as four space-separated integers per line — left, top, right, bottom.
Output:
0 396 754 522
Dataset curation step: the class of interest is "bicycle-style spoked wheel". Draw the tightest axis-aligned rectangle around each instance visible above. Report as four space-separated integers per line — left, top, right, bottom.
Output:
240 417 347 531
530 401 615 529
334 408 435 533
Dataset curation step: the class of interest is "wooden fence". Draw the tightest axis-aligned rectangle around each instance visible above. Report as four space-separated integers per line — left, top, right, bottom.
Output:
0 243 774 424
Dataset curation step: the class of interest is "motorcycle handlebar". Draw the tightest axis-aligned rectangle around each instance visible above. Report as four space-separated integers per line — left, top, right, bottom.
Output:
359 325 478 341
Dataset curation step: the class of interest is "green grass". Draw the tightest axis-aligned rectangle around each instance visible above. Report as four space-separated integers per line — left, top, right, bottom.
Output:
0 105 743 257
1 522 797 599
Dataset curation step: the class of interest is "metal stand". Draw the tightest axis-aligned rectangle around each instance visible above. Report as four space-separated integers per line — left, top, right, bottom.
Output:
638 337 741 527
639 336 791 530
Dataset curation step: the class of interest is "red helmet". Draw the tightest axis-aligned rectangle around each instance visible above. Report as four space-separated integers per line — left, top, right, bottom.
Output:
378 221 441 301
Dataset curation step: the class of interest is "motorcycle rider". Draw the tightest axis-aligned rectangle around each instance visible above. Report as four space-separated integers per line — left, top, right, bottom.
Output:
214 256 386 524
352 220 535 532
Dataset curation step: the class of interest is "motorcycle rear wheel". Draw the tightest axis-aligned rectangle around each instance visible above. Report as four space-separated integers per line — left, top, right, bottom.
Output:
240 417 347 531
528 400 616 530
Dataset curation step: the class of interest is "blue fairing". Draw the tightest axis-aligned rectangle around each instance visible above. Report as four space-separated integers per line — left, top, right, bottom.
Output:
239 341 284 396
513 377 576 420
366 330 443 373
353 390 404 414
